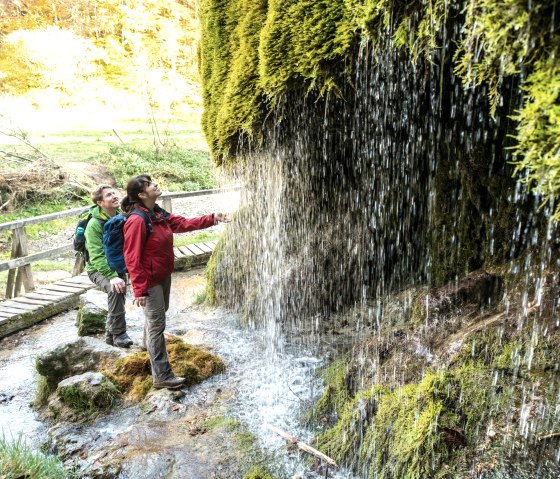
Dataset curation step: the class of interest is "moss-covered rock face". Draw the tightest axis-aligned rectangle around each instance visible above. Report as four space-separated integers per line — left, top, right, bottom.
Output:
200 4 559 476
203 0 558 323
309 274 560 478
200 0 559 218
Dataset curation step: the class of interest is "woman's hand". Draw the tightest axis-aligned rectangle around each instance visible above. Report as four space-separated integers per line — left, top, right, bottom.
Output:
214 212 232 224
133 296 147 307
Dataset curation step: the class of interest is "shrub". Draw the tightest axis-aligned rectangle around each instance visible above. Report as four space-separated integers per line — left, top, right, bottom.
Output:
96 144 217 191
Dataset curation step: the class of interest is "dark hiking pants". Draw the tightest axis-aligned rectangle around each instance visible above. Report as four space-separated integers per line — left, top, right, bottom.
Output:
87 270 127 336
143 275 174 383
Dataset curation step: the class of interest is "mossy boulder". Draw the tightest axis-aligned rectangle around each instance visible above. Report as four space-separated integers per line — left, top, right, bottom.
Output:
35 337 126 393
76 293 107 336
55 372 120 417
103 335 225 401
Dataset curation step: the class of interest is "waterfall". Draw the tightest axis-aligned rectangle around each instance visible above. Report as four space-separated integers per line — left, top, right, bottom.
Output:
201 0 560 476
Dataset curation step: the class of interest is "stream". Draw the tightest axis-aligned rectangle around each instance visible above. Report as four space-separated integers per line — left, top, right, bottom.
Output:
0 268 357 479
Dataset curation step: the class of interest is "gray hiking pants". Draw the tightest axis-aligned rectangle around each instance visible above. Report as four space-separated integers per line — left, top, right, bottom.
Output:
87 270 127 336
143 276 174 383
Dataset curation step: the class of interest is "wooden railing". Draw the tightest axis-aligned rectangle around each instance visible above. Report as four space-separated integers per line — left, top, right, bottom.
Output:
0 187 240 299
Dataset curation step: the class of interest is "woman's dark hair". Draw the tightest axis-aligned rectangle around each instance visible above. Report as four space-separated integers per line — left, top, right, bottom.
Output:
121 175 151 213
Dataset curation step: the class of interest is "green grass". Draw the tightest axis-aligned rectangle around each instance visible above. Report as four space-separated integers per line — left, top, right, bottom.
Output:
0 434 74 479
96 144 217 191
174 231 221 247
0 115 208 164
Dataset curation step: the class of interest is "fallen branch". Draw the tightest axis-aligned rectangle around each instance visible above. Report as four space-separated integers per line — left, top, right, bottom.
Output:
538 432 560 441
265 424 337 468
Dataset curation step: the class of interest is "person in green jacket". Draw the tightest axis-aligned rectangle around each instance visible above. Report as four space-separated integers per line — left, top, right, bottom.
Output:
84 184 133 348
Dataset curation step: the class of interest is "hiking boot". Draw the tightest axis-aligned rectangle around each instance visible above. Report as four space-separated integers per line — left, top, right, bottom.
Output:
112 332 133 348
105 333 114 346
153 376 186 390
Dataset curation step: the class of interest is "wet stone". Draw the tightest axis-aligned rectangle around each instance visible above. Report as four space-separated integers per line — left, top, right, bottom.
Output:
140 388 187 417
36 337 126 387
76 291 107 337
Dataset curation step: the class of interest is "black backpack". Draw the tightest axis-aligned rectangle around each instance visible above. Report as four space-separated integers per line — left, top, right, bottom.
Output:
73 207 105 263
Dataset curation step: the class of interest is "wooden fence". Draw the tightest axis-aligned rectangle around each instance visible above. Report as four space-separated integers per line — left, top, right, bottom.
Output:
0 187 239 299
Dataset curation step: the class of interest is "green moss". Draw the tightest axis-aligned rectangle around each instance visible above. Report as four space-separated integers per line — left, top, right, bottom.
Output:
204 237 224 305
512 55 560 220
166 336 225 385
34 375 53 408
243 466 276 479
314 357 540 478
76 304 106 337
103 337 225 401
317 386 383 464
200 0 559 222
59 380 120 413
308 359 358 429
202 415 241 431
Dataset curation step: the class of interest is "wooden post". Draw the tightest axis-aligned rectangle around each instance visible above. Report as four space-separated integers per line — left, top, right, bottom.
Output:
162 197 173 213
5 227 35 298
5 231 19 299
72 255 85 276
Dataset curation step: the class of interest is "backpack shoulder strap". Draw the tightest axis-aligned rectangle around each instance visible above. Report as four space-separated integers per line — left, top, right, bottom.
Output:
130 210 153 238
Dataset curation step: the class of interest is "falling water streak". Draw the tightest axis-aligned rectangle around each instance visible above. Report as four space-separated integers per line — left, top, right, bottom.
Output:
212 1 560 477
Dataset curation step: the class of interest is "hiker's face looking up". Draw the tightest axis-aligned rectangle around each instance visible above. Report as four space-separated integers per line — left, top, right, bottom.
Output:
97 188 120 211
140 181 162 201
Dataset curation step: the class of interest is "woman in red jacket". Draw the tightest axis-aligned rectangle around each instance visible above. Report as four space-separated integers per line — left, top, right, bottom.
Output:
122 174 230 389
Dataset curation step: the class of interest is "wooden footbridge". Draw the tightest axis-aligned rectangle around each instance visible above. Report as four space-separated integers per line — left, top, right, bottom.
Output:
0 188 237 338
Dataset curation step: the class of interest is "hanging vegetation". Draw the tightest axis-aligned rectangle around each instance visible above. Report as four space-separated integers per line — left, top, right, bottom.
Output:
199 0 560 217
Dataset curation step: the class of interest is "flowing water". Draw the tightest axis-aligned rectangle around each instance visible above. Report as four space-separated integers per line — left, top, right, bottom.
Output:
0 270 360 478
207 3 559 476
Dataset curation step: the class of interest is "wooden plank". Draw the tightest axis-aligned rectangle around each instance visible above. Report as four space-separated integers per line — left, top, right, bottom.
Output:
1 300 34 311
0 311 14 318
14 268 24 299
0 306 26 315
203 241 217 250
15 227 35 292
0 294 80 338
156 186 241 202
162 197 173 213
178 246 196 257
11 297 50 306
173 247 185 258
185 244 206 256
42 284 83 294
64 275 94 285
0 206 84 232
33 288 73 298
195 242 213 253
72 255 85 276
26 292 61 301
2 301 41 311
0 244 73 272
56 280 90 290
5 228 21 299
0 188 240 233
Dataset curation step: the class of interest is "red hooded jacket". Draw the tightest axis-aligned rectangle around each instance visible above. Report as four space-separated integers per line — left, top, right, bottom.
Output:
123 206 215 297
